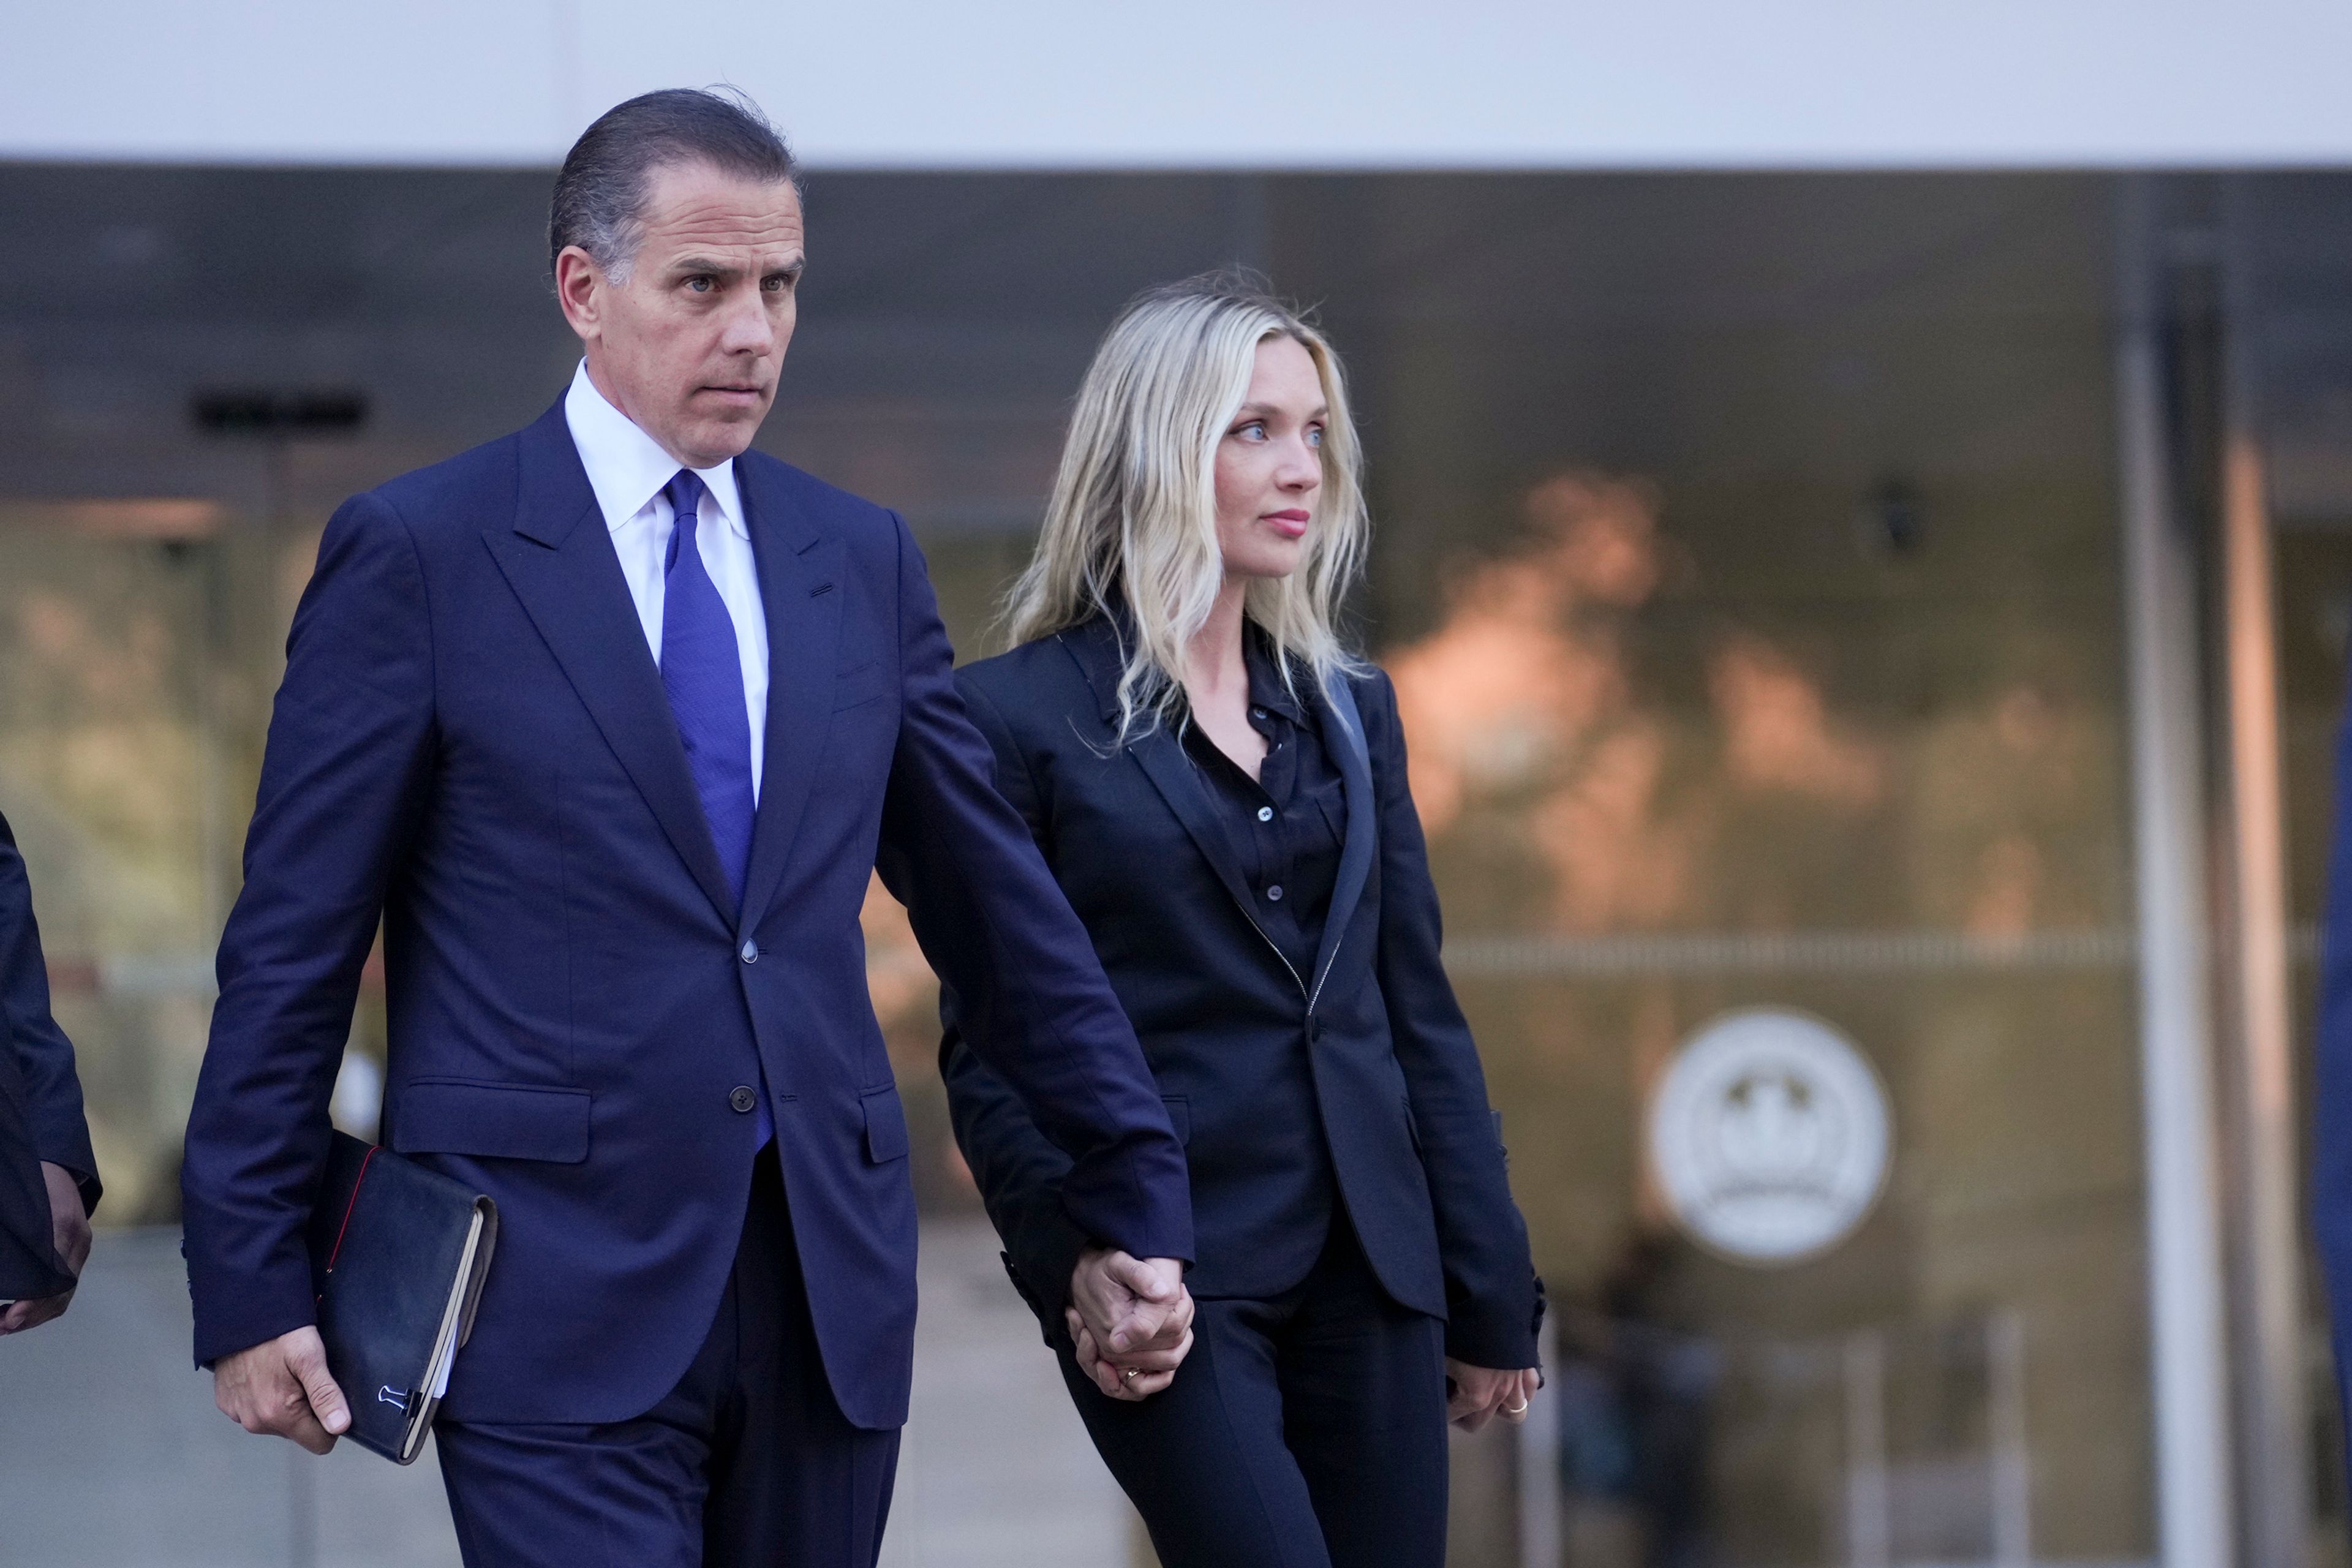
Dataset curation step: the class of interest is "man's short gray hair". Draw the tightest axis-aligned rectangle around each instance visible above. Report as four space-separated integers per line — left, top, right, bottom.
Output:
549 88 797 283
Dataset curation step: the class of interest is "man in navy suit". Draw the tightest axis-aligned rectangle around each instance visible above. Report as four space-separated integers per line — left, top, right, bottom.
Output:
181 89 1194 1566
0 809 97 1330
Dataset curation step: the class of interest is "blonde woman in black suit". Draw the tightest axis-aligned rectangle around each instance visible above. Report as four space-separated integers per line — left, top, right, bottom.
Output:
941 274 1542 1568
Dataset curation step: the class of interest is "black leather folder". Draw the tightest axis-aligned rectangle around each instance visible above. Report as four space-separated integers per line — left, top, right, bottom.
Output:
305 1131 498 1464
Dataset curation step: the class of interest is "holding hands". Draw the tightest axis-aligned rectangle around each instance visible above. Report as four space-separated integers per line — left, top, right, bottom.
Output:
1068 1246 1194 1401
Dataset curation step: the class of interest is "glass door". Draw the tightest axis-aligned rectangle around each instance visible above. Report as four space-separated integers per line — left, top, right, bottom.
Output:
0 501 230 1224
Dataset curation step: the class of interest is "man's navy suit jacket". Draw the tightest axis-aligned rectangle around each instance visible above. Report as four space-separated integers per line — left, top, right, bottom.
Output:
0 809 99 1302
941 619 1540 1372
180 403 1193 1430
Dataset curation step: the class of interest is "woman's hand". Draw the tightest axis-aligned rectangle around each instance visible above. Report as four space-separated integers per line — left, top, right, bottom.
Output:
1069 1247 1191 1357
1066 1306 1193 1400
1444 1358 1540 1433
1065 1246 1194 1400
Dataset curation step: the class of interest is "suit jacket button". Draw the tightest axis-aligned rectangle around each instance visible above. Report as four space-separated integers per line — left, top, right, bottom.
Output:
729 1085 758 1114
740 940 760 963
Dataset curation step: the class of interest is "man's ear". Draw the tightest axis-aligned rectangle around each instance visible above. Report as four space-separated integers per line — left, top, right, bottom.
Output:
554 246 603 342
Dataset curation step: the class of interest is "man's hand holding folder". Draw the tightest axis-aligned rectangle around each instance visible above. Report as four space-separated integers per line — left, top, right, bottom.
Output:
214 1325 351 1454
205 1134 495 1464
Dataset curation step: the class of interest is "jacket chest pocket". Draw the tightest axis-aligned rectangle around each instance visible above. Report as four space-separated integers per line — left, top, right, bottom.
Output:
832 660 895 713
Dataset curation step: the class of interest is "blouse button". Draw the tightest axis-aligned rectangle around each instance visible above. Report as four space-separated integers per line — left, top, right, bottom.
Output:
1256 805 1274 822
1267 884 1285 902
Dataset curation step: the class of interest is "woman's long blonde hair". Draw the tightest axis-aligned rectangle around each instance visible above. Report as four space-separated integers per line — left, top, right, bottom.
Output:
1001 272 1369 743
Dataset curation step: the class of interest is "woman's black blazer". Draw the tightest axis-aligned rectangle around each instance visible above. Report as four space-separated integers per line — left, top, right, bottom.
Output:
941 617 1540 1370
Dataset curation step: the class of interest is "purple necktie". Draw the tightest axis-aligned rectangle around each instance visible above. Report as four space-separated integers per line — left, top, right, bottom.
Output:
659 469 771 1146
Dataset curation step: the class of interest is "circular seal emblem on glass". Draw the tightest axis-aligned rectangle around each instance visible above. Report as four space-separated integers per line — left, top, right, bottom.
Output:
1646 1008 1891 1265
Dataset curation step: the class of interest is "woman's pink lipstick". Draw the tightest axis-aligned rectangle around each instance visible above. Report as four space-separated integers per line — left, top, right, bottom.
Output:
1263 509 1310 539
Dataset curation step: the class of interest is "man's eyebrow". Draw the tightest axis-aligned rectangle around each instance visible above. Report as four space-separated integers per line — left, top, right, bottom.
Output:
667 252 805 279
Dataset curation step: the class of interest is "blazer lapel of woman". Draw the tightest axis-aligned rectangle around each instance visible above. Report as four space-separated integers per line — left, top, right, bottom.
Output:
1058 619 1262 922
1308 674 1378 1006
1057 617 1379 1006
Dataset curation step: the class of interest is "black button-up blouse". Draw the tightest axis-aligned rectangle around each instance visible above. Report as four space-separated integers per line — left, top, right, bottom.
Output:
1178 633 1348 984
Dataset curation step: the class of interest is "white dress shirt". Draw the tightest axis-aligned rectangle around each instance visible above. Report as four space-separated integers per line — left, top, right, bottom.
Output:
564 361 769 802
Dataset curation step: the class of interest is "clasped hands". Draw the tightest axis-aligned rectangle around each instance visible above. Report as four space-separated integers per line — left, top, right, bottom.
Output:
1067 1245 1194 1401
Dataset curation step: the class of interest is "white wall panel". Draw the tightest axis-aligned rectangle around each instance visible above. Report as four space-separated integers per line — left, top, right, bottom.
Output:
10 0 2352 167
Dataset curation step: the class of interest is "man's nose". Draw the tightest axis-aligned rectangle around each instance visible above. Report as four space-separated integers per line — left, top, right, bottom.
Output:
720 292 777 356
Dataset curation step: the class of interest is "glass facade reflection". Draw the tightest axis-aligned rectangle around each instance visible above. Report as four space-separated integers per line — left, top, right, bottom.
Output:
1305 178 2151 1566
7 164 2352 1566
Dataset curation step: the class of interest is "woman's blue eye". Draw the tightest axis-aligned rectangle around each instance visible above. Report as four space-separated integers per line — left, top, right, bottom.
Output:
1307 428 1324 448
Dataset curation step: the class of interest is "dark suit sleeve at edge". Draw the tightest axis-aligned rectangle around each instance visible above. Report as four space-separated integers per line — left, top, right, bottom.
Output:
2313 705 2352 1459
1364 668 1542 1370
935 676 1097 1335
871 515 1192 1304
0 812 99 1215
179 491 438 1367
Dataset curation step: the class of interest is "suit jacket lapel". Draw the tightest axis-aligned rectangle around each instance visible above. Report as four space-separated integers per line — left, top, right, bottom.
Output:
1127 730 1264 929
1308 674 1376 1002
736 459 844 932
486 402 737 927
1057 622 1264 949
1060 619 1378 1006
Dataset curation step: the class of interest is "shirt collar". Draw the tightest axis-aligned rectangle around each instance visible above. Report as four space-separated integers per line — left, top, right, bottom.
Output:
562 361 748 540
1243 625 1308 724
